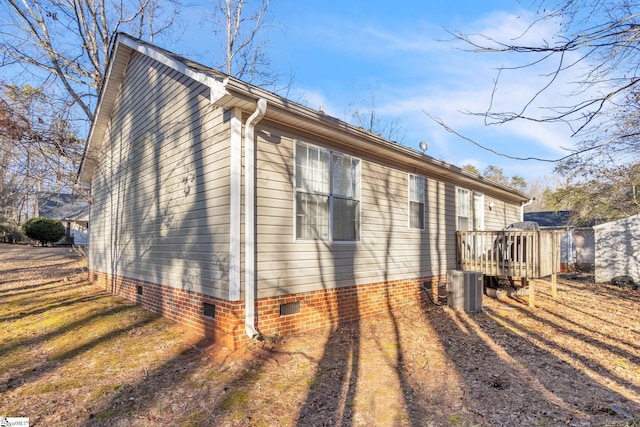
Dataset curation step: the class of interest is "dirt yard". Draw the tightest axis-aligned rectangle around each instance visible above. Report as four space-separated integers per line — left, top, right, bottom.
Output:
0 244 639 426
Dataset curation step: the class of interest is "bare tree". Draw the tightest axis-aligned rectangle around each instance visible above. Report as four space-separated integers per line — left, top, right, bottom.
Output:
438 1 640 222
0 0 179 122
0 82 82 223
349 92 406 143
207 0 276 86
448 0 640 177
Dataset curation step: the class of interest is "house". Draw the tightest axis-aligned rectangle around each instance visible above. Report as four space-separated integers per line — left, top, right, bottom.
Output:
78 33 530 348
524 211 595 272
38 193 89 245
593 214 640 284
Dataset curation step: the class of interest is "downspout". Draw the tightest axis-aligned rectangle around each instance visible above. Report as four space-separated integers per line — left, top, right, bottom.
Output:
520 198 535 221
244 98 267 339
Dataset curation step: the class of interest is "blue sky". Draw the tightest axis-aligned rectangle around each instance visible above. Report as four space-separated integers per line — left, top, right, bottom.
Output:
171 1 582 184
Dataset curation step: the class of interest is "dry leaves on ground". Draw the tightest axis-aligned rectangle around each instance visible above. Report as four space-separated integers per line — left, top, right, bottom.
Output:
0 244 638 426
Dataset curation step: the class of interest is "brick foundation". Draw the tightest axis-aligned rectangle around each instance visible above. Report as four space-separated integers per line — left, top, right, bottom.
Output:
90 270 442 348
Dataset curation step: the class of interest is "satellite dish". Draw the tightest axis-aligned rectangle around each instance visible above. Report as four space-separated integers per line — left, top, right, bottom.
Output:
419 141 429 152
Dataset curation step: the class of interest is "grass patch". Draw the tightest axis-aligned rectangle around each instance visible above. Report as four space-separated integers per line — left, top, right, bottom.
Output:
394 412 411 423
448 414 461 424
0 250 196 425
27 376 87 394
219 390 250 411
95 408 118 421
84 384 121 407
177 411 208 426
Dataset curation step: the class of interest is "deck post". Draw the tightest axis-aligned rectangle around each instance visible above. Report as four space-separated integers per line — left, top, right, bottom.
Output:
528 278 535 307
551 273 557 298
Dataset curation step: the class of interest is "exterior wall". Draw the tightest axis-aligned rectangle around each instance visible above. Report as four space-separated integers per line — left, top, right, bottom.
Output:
554 228 595 272
90 268 442 348
86 45 524 347
253 125 522 299
88 51 232 300
91 270 245 347
574 228 595 271
483 198 521 230
594 215 640 283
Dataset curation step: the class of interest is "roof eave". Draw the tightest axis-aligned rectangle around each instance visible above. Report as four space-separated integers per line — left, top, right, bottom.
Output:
217 81 529 203
77 33 231 185
78 34 135 184
79 33 529 203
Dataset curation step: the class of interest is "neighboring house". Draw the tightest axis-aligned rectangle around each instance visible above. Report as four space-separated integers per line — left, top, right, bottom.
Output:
593 214 640 284
78 33 529 348
38 193 89 245
524 211 595 272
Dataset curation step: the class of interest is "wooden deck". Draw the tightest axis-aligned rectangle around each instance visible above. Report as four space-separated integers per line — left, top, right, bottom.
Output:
457 230 561 279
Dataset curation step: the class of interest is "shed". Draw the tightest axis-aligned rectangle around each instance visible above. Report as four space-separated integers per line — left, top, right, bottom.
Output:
78 33 530 347
593 214 640 284
524 211 595 272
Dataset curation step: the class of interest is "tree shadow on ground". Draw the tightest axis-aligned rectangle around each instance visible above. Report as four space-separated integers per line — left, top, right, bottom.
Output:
0 291 109 323
294 170 434 426
0 259 83 285
423 281 640 426
0 257 265 425
78 336 274 426
0 280 70 297
295 320 360 426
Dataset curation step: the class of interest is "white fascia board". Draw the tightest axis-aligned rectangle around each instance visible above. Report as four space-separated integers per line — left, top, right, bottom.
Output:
118 34 228 104
78 36 131 184
79 34 231 184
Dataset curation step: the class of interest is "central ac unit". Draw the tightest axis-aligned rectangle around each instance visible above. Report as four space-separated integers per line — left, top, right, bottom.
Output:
447 270 483 313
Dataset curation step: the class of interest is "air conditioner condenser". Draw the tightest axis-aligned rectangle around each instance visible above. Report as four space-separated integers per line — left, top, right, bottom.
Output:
446 270 483 313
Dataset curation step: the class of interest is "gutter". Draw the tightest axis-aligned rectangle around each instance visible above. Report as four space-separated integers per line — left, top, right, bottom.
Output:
222 78 528 204
244 98 267 339
521 198 535 221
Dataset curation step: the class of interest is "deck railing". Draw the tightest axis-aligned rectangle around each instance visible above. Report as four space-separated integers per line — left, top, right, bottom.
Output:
457 230 560 279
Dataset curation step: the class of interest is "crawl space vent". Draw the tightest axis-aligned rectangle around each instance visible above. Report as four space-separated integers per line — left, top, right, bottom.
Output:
279 301 300 316
203 303 216 318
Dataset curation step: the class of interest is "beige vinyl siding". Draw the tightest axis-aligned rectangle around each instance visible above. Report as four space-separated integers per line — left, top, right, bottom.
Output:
255 127 460 298
484 198 521 230
89 51 232 298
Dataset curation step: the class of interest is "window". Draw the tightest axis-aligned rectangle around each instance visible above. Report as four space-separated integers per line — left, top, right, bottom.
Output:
457 188 484 231
295 141 360 241
456 188 470 231
409 174 425 229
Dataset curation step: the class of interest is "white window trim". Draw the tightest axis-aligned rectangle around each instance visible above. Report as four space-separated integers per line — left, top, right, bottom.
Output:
473 191 485 231
408 174 425 230
457 187 485 231
456 187 471 231
294 140 361 242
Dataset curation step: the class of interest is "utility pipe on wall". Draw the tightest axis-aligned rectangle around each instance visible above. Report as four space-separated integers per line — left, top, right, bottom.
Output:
244 98 267 339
